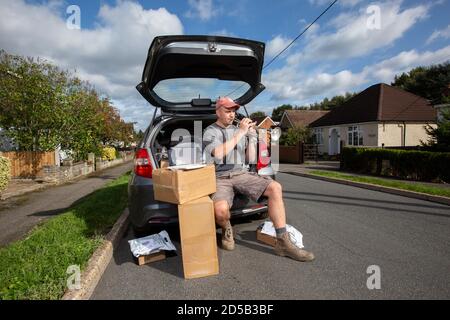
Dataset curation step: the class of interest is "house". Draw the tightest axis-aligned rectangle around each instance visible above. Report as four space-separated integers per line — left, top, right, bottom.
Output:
250 115 277 130
250 115 277 144
279 110 329 130
309 83 437 155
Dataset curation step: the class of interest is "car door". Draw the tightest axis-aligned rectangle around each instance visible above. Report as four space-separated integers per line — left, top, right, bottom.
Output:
136 35 266 112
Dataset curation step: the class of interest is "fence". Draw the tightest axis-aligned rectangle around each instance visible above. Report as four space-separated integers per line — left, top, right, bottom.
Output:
279 142 303 164
303 144 319 161
0 151 56 178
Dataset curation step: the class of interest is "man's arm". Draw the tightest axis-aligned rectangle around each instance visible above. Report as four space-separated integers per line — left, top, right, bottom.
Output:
245 130 258 164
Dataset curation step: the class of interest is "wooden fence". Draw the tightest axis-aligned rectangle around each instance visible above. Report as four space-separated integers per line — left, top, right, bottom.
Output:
0 151 56 178
279 142 303 164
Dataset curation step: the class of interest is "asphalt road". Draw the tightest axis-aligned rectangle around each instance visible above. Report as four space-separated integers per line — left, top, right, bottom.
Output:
0 161 133 247
92 172 450 299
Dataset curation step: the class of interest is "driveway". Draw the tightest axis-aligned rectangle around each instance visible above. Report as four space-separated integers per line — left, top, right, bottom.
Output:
91 172 450 299
0 161 133 247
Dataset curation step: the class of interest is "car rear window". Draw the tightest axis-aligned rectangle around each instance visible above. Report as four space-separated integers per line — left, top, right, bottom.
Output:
153 78 250 104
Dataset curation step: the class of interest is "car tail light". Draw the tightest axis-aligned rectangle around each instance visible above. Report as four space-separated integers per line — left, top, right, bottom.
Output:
134 148 152 178
257 139 270 171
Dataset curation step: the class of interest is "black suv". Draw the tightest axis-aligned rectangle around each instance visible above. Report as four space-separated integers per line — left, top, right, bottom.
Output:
129 35 275 234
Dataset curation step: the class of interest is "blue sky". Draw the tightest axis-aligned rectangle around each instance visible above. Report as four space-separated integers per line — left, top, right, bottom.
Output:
1 0 449 130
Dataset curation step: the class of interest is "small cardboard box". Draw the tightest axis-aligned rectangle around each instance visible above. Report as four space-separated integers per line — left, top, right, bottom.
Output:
256 227 277 247
137 251 166 266
152 164 216 205
178 196 219 279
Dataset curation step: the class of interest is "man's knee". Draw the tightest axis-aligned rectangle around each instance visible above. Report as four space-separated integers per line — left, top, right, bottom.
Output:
214 200 230 220
265 181 282 197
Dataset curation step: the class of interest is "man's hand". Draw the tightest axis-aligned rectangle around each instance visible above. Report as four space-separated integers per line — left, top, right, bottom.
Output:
238 118 257 135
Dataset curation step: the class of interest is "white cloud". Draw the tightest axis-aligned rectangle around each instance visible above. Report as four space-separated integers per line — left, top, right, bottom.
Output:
426 24 450 44
0 0 183 130
185 0 218 21
288 1 429 65
265 35 293 58
209 29 236 37
264 45 450 104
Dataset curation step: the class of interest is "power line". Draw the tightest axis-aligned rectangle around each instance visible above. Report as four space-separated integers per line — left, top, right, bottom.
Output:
263 0 338 70
226 0 339 97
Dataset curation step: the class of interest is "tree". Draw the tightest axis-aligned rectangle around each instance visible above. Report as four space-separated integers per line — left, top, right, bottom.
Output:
392 62 450 104
308 92 356 110
0 50 134 161
279 125 312 146
422 107 450 151
250 111 266 118
271 104 293 121
0 50 70 151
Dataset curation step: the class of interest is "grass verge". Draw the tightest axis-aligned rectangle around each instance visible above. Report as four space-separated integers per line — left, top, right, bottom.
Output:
309 170 450 198
0 172 130 300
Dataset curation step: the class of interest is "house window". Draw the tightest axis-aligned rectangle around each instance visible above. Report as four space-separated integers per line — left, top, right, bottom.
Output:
313 128 323 144
348 126 363 146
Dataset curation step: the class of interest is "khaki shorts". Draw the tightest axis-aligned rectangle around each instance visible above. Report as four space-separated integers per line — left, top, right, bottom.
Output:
211 172 273 208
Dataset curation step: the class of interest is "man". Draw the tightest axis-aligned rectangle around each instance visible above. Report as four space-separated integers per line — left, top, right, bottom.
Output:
203 96 314 262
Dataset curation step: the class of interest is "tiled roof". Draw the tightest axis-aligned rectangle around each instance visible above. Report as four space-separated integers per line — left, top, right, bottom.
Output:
310 83 437 127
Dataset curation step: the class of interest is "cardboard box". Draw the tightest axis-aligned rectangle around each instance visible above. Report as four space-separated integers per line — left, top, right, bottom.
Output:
256 227 277 247
160 159 169 168
152 164 216 204
137 251 166 266
178 196 219 279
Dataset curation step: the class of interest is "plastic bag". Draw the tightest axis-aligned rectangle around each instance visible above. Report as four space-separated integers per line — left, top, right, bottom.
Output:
128 230 177 257
260 221 304 249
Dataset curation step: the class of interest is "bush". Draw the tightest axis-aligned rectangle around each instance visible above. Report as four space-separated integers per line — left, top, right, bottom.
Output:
0 156 11 191
340 147 450 182
101 147 116 161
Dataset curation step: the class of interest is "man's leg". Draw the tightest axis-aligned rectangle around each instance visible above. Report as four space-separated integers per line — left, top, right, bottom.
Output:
262 181 286 229
213 200 235 251
262 181 314 262
211 177 235 251
214 200 231 229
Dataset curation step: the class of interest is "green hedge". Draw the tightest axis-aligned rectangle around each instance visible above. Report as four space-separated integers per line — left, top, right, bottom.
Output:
340 147 450 183
0 156 11 192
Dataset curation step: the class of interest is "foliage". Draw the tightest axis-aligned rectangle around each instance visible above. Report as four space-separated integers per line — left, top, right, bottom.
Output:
250 111 266 118
0 50 135 161
101 146 116 161
391 62 450 104
271 104 293 121
340 147 450 183
0 172 129 299
307 92 357 110
0 156 11 192
280 126 312 146
421 107 450 152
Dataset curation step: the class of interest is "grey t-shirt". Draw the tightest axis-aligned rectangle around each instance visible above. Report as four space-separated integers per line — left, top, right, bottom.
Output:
203 123 248 177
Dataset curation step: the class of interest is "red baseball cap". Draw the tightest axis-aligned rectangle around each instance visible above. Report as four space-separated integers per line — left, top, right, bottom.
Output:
216 96 240 110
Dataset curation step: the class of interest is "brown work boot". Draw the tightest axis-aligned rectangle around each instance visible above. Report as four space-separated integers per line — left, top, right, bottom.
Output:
221 221 235 251
274 232 315 262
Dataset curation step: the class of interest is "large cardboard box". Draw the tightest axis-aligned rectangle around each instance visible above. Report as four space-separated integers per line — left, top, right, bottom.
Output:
178 196 219 279
152 165 216 204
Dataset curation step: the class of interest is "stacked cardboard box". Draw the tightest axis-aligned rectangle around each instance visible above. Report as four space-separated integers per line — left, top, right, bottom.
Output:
152 164 216 204
152 164 219 279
